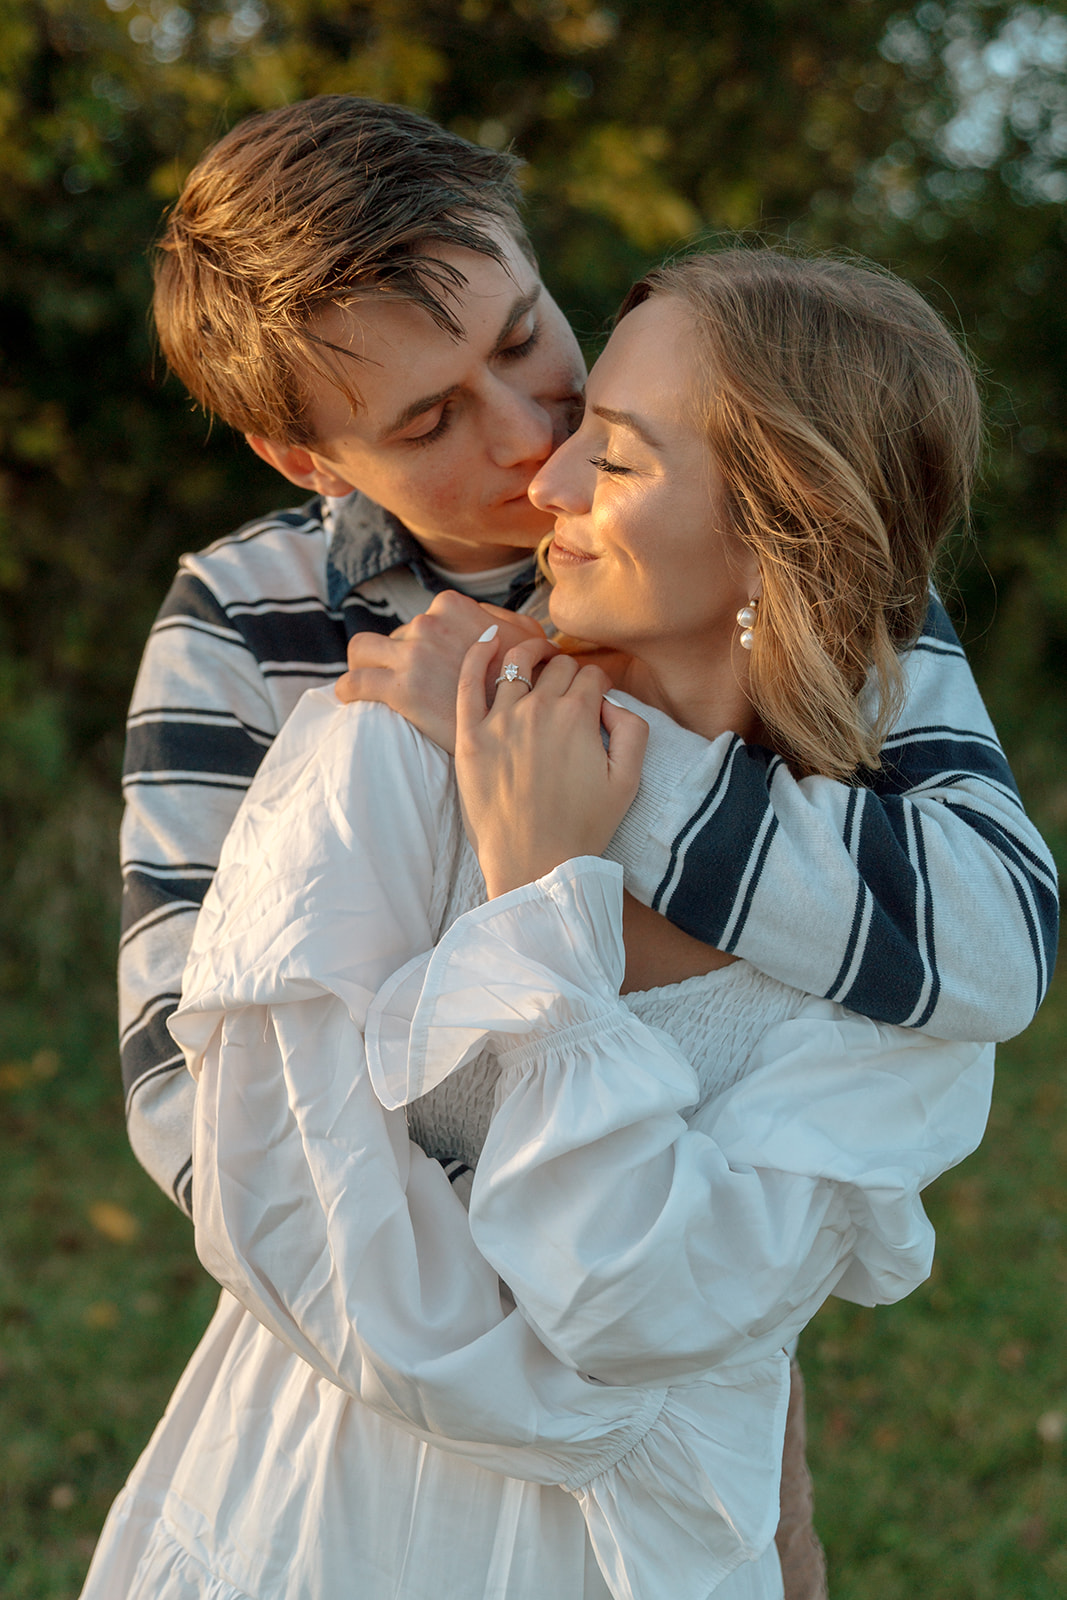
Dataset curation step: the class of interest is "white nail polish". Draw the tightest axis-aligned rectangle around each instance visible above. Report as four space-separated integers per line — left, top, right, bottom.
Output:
477 624 499 643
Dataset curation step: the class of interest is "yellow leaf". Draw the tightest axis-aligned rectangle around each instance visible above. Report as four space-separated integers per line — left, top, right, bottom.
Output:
88 1201 140 1244
84 1301 120 1330
31 1048 58 1079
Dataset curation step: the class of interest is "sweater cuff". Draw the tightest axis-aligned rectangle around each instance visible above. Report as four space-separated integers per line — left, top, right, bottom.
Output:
366 857 625 1110
601 692 736 906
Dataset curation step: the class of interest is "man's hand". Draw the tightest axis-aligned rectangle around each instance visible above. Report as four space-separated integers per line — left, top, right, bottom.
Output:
335 590 548 752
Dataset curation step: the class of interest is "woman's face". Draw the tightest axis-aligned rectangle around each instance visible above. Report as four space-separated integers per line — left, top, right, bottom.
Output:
529 295 759 666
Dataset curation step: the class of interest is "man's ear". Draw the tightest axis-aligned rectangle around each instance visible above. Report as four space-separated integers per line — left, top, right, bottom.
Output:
245 435 357 497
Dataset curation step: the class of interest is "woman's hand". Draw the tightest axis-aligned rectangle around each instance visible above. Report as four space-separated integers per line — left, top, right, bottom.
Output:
455 632 649 899
335 590 547 753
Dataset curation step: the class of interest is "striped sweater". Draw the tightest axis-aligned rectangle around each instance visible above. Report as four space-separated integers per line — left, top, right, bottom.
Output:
120 491 1059 1214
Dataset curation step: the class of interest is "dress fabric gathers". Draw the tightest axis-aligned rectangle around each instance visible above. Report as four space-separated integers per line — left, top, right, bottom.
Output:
81 691 994 1600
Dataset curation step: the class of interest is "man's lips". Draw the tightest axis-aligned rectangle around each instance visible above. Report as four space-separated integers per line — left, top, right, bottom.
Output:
495 487 540 510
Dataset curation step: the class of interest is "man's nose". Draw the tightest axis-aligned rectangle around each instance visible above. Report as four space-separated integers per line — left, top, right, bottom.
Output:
485 380 556 470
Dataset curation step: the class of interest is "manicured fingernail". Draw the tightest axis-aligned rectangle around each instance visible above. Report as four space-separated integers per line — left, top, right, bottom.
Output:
477 624 499 642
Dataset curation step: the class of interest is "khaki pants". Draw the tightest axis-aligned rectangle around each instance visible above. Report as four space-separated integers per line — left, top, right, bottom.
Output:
775 1360 828 1600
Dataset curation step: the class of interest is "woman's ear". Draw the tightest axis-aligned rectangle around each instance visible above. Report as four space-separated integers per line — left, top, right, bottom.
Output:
245 435 357 497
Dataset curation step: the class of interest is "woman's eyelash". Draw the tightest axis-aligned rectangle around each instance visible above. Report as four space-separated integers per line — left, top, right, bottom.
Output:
588 454 630 475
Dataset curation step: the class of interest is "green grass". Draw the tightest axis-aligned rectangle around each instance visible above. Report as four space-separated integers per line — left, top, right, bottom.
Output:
0 1040 218 1599
805 963 1067 1598
1 965 1064 1597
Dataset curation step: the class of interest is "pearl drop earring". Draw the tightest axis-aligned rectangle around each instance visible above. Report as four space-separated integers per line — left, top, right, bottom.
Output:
737 600 758 650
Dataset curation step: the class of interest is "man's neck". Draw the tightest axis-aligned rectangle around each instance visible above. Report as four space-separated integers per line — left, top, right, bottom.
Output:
414 534 535 573
423 552 533 603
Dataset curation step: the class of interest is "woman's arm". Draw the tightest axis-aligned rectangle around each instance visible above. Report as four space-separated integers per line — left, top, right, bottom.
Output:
174 690 664 1473
177 680 987 1600
174 689 793 1598
355 631 989 1385
366 855 994 1387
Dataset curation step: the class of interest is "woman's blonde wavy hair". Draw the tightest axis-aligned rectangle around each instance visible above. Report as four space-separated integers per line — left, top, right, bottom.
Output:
605 249 981 780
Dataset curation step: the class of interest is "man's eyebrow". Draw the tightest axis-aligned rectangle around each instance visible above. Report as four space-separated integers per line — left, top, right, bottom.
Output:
591 405 663 449
489 284 541 355
379 285 543 442
379 384 457 443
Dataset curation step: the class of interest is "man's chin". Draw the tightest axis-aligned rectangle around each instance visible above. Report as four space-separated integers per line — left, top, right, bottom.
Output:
487 502 553 548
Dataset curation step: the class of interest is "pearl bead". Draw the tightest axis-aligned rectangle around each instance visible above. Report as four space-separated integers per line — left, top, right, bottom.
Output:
739 628 754 650
736 604 757 629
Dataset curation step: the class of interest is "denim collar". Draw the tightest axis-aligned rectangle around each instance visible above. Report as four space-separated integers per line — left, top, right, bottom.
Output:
325 490 537 610
326 492 425 608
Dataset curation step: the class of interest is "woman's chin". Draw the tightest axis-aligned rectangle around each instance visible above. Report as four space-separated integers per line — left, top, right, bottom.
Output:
547 594 601 645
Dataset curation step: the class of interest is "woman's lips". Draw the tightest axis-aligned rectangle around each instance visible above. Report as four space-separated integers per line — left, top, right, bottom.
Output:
548 536 596 568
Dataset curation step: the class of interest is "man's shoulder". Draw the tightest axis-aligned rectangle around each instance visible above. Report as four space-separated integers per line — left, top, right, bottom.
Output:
177 497 331 608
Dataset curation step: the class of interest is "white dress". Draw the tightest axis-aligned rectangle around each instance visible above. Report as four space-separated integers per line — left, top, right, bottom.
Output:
81 692 994 1600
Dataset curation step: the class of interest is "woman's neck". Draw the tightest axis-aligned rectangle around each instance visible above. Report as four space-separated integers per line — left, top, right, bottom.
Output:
616 646 760 745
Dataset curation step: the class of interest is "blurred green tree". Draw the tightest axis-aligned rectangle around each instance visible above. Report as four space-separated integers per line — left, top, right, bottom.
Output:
0 0 1062 1063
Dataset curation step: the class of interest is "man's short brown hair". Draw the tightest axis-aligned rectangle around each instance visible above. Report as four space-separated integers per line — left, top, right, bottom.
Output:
153 96 533 445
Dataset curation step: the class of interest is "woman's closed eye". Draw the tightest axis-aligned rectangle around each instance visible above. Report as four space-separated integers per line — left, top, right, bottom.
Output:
588 454 631 475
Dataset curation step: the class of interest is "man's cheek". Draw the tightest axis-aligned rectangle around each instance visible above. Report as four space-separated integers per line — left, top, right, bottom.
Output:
420 472 469 518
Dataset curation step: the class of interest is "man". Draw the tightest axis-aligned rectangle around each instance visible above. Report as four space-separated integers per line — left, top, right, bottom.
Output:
121 94 1056 1599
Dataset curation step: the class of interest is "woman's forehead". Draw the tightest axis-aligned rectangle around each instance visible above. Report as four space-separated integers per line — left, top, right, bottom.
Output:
588 297 702 435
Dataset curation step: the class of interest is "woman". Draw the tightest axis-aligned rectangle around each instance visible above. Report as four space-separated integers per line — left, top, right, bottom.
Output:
81 250 994 1600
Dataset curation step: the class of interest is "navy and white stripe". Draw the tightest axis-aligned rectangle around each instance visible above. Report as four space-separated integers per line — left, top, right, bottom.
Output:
119 494 534 1209
120 500 1058 1212
646 598 1057 1036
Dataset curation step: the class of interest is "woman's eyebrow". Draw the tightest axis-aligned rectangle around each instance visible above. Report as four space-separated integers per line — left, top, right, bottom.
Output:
591 405 663 449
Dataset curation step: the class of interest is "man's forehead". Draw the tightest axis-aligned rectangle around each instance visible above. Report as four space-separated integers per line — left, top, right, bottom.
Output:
307 249 544 442
317 238 539 347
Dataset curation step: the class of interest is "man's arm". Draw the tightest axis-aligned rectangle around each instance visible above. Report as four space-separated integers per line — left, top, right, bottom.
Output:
345 592 1056 1042
606 599 1057 1042
119 567 283 1211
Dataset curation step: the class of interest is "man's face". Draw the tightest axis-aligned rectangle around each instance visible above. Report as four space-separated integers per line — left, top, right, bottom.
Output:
285 232 586 572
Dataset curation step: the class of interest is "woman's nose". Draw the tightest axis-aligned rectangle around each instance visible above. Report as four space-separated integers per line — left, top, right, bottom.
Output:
529 433 592 514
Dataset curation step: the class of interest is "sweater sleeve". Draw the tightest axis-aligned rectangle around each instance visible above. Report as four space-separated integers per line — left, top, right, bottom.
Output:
365 856 995 1386
606 598 1057 1043
119 564 282 1213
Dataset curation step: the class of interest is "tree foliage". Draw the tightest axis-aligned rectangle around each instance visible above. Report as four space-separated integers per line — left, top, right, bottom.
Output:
0 0 1063 1052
